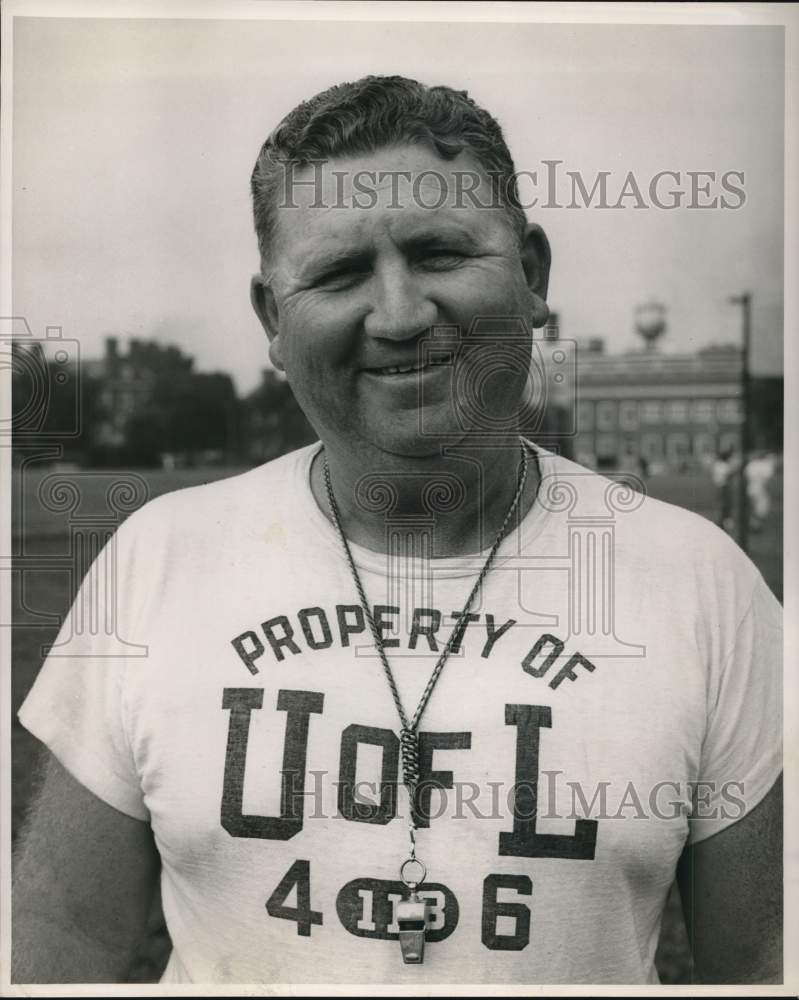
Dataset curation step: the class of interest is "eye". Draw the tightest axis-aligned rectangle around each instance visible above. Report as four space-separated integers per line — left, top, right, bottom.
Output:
417 249 468 271
313 266 369 291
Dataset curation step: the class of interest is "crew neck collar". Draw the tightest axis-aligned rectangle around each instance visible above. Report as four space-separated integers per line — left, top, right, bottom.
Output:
295 439 558 579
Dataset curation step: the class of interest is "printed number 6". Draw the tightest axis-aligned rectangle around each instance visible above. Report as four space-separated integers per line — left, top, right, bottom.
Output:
481 873 532 951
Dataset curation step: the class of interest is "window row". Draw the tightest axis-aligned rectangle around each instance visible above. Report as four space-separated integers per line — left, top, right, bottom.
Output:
583 430 740 461
577 397 742 430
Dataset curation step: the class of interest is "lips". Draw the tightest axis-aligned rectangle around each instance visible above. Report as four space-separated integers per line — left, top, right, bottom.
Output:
364 359 430 376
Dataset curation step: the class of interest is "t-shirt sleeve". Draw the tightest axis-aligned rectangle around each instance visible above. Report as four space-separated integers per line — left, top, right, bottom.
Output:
688 572 783 844
17 513 151 821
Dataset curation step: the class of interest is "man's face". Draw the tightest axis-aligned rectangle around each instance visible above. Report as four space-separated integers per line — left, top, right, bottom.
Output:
252 143 550 458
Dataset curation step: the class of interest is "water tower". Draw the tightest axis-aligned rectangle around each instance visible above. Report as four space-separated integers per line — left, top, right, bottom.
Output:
634 300 667 351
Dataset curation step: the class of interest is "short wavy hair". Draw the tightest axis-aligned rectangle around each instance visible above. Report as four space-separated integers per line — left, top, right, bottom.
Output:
250 75 527 267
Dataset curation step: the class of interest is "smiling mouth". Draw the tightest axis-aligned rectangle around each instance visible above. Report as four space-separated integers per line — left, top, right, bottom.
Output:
365 360 431 376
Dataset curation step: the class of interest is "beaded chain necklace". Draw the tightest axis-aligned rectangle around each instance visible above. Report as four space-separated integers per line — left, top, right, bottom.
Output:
322 439 536 963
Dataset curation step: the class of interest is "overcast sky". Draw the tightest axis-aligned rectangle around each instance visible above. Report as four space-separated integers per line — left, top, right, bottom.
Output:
12 17 784 392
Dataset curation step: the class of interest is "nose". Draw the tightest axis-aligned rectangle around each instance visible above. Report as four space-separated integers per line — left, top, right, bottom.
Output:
363 260 438 341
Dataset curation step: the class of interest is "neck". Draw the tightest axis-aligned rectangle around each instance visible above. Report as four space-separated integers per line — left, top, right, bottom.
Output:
310 436 539 557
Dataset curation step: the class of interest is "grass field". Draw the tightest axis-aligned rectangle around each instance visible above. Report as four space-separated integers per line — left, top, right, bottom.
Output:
10 461 782 984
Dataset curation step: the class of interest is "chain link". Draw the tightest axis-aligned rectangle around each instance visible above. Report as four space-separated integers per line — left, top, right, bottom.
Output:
322 440 535 851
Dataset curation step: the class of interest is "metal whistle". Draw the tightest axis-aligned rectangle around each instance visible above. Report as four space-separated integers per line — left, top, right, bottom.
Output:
397 892 428 964
398 855 428 964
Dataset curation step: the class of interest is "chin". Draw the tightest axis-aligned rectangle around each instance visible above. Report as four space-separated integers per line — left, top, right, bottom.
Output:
366 434 446 459
362 422 474 460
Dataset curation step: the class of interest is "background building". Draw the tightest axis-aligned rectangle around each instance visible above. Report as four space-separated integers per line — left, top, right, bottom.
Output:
545 312 781 474
79 337 239 467
572 345 744 472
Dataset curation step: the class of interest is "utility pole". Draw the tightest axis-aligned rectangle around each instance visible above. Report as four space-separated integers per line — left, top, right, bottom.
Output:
729 293 751 553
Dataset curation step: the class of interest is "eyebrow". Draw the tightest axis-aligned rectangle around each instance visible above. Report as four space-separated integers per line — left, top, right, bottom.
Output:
402 228 483 254
298 248 372 283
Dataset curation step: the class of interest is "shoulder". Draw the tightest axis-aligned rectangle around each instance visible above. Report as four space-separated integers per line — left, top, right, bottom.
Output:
534 446 760 594
116 443 320 548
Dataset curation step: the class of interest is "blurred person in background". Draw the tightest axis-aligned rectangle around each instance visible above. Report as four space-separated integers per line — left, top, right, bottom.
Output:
745 450 776 533
712 447 737 533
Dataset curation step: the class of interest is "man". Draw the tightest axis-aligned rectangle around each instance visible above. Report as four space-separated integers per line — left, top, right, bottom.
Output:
745 450 776 533
712 447 736 532
13 76 782 985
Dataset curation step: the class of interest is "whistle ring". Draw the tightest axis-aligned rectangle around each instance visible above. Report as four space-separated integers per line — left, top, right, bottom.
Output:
400 856 426 890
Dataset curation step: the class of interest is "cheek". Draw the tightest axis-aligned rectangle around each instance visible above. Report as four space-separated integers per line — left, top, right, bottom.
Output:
439 264 533 323
441 269 534 392
278 298 359 373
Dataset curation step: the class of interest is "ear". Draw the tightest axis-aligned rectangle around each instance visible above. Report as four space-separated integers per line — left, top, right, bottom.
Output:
520 223 551 328
250 274 285 371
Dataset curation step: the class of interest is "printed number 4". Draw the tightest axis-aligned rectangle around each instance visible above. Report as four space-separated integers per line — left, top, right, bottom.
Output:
482 874 532 951
265 859 323 937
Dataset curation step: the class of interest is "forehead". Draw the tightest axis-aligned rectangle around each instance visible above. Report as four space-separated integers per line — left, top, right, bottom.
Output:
270 143 516 271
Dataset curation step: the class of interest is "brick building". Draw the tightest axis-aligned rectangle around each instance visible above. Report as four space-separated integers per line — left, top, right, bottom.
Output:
84 337 157 448
569 345 744 472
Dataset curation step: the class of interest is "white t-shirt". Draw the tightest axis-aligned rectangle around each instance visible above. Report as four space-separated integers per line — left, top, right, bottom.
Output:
18 444 782 985
746 455 776 492
711 459 730 488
